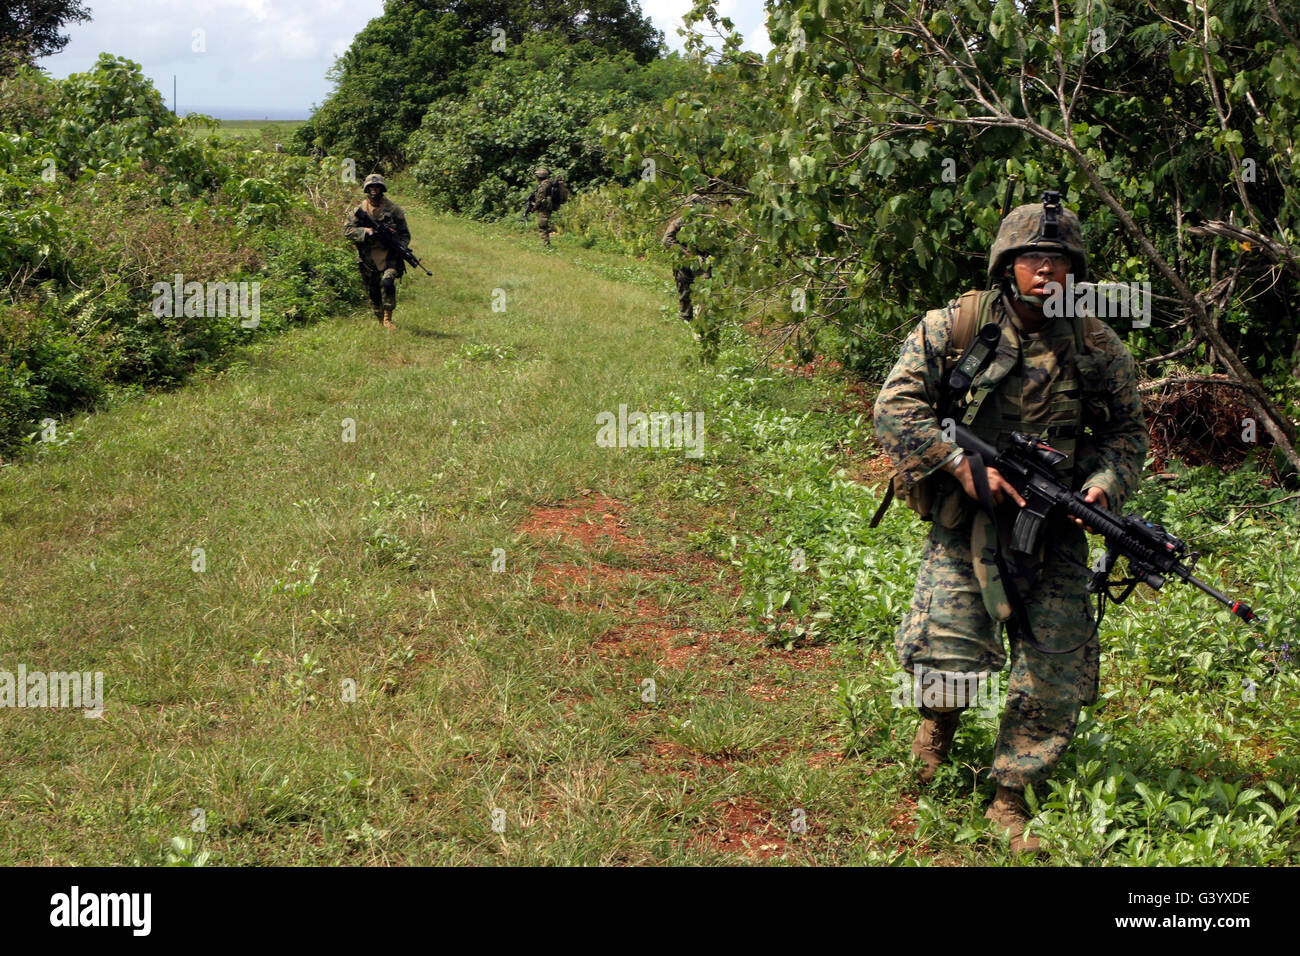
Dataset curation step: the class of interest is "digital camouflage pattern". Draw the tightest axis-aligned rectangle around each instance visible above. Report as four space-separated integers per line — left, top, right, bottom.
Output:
899 519 1101 789
988 201 1089 283
344 194 410 318
873 289 1148 788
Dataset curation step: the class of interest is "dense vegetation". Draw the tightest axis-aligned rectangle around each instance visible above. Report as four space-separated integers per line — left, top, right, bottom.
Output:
293 0 665 171
407 37 700 219
0 0 90 69
609 0 1300 466
0 55 362 454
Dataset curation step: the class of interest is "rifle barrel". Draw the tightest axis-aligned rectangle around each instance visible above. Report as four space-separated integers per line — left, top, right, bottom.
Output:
1176 566 1262 622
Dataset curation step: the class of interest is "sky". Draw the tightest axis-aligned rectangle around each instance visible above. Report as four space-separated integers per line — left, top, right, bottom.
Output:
36 0 772 119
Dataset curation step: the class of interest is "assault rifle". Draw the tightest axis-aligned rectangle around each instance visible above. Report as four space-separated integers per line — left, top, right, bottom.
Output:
353 207 432 276
955 425 1262 652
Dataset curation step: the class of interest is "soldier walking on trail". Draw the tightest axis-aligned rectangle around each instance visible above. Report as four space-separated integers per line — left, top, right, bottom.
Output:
524 166 568 247
872 194 1148 853
344 173 410 329
663 194 712 325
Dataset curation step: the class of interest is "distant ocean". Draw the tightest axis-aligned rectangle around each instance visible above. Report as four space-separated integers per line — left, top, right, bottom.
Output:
183 106 310 121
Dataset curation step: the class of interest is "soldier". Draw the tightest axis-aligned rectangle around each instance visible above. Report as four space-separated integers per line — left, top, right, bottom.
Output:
525 167 558 247
663 194 712 325
872 195 1148 853
344 173 409 329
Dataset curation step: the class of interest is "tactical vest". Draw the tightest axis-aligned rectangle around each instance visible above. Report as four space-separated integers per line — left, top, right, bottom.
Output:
898 290 1111 529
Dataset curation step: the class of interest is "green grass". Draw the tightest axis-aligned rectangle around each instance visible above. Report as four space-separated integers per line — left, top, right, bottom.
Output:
1 196 1296 865
0 202 746 864
191 119 305 142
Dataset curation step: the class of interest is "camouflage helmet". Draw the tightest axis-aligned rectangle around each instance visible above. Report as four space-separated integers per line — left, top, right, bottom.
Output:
362 173 387 192
535 166 551 180
988 195 1089 284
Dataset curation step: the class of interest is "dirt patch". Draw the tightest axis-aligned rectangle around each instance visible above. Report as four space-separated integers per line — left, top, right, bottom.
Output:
691 797 788 860
888 794 919 838
533 562 636 607
518 491 833 863
747 681 786 702
643 740 733 772
769 643 835 671
847 449 896 487
517 492 645 551
806 750 844 771
519 496 728 668
774 355 844 378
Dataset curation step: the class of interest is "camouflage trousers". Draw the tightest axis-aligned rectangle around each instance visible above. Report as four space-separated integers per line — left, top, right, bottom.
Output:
537 211 551 246
359 261 399 317
895 518 1100 789
673 263 712 323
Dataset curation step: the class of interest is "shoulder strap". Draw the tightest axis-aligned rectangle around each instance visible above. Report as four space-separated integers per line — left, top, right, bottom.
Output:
952 289 984 351
871 291 993 529
946 290 1003 425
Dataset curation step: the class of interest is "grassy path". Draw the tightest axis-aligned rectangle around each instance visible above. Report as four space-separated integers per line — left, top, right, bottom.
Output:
7 202 1291 867
0 205 893 865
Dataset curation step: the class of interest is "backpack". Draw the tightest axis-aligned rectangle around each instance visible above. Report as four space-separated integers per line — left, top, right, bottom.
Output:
870 290 1107 527
546 178 571 208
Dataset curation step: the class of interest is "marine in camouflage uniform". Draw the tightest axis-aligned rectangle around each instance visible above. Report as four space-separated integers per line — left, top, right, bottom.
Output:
663 194 712 324
344 173 409 329
872 197 1148 851
526 167 556 247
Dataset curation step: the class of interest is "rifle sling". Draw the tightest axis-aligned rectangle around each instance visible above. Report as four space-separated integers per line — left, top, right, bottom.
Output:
966 451 1094 656
868 482 894 528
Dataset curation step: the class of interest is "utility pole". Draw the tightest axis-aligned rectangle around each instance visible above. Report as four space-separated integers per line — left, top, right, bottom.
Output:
173 76 177 117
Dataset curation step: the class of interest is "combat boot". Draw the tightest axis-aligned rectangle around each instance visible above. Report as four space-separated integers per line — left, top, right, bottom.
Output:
382 310 396 329
373 307 384 324
985 785 1042 854
911 709 961 785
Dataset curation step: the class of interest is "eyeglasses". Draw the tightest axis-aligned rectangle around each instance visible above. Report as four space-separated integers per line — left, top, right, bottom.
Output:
1015 251 1069 269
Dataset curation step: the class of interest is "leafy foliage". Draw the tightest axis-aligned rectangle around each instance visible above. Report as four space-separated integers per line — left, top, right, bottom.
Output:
0 55 363 454
0 0 90 71
408 38 701 220
612 0 1300 427
294 0 665 170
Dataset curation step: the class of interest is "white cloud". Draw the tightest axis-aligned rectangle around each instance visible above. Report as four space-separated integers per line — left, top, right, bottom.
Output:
641 0 770 54
37 0 768 115
40 0 381 114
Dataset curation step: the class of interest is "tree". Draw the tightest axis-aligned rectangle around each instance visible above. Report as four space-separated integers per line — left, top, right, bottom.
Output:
0 0 90 72
642 1 1300 467
408 36 700 219
295 0 663 168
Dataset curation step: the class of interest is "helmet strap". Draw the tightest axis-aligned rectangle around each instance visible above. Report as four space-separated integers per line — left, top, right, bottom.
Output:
1003 272 1047 310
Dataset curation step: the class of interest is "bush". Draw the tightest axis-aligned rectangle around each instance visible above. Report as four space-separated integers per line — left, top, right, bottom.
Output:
0 55 364 454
